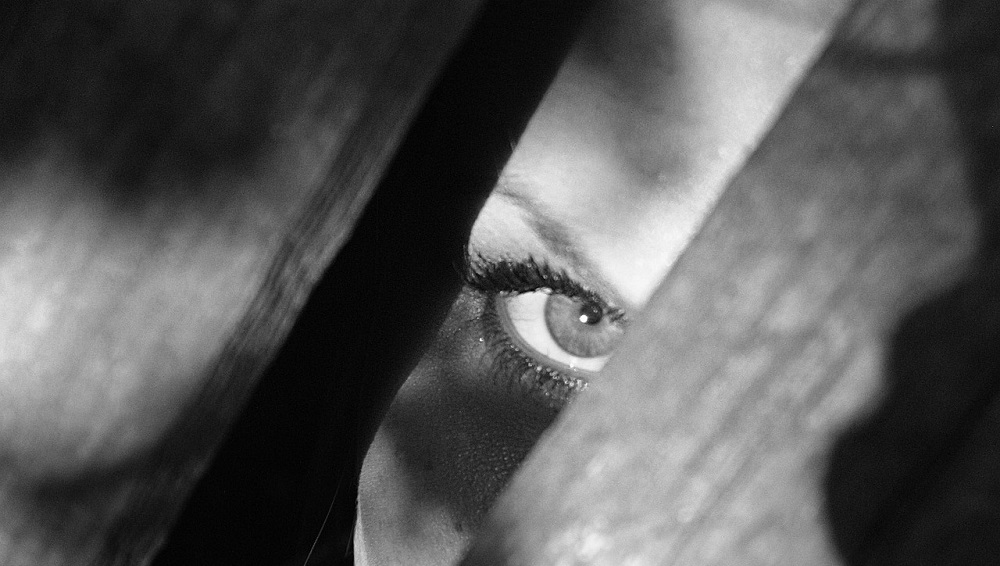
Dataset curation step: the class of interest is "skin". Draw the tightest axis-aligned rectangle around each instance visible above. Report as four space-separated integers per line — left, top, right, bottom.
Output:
461 0 991 562
356 0 852 564
0 1 983 565
14 1 980 564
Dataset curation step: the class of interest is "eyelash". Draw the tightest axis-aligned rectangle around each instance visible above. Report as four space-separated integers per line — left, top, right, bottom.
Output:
462 252 625 406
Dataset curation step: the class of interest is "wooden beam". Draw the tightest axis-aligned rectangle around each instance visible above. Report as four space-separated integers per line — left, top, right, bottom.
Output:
0 0 486 564
153 1 597 564
462 0 994 563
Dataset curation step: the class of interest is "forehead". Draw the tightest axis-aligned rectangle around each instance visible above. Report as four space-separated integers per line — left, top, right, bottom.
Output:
473 0 842 305
466 0 984 562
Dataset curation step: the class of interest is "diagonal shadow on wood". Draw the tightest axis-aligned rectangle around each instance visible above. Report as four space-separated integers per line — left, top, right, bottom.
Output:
146 1 595 565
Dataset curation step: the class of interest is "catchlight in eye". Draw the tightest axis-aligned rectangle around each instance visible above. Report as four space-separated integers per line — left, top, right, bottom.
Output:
497 289 625 373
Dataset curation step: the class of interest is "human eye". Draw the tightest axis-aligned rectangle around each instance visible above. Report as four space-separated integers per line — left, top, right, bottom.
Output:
463 253 628 406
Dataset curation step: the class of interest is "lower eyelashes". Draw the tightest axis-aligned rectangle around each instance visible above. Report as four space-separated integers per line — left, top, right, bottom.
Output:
479 292 588 407
498 290 624 372
463 255 629 406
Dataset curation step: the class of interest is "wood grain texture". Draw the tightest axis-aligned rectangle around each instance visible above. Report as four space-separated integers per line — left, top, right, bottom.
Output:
462 0 992 564
0 1 484 564
152 1 598 564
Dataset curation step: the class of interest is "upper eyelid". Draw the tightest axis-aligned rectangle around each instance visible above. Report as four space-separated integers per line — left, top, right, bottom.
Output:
470 191 639 312
463 252 628 323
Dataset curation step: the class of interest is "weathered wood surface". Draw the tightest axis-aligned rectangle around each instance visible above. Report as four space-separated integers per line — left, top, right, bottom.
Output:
463 0 997 564
153 2 597 564
0 1 487 564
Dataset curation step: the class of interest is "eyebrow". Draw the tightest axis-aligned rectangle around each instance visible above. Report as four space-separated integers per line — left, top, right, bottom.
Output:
493 178 637 312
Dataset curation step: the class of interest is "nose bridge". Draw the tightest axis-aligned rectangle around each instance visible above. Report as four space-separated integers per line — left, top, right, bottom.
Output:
461 0 983 563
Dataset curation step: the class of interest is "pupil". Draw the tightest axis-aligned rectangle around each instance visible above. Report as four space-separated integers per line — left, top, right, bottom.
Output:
542 293 624 359
577 302 603 325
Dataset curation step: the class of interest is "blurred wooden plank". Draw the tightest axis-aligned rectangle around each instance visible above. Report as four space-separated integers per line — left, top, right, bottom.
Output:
463 0 990 564
825 1 1000 563
151 1 598 564
715 0 848 29
0 0 486 564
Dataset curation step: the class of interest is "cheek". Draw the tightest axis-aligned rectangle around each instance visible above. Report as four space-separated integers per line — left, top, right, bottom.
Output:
358 313 560 564
384 369 558 527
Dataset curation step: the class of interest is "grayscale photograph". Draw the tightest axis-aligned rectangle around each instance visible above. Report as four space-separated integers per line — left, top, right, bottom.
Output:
0 0 996 564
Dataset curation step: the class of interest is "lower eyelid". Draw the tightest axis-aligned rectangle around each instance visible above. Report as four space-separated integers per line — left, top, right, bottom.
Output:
500 292 615 373
475 288 587 407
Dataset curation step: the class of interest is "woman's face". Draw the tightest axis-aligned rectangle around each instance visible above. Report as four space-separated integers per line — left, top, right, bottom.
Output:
356 1 844 564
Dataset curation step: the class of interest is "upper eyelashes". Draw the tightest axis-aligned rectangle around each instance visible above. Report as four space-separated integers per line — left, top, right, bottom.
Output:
463 253 626 321
463 253 628 404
